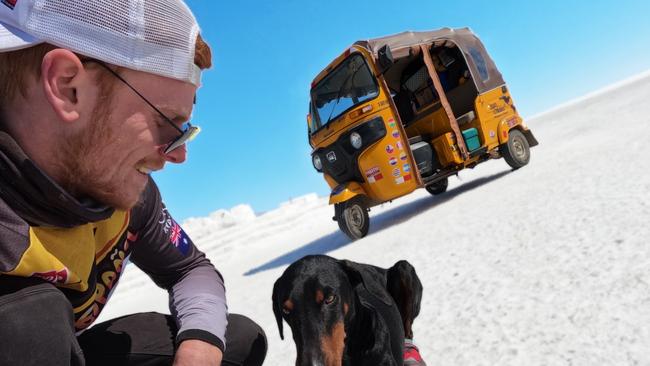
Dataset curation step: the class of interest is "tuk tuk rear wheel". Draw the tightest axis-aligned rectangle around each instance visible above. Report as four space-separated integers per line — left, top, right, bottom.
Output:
425 177 448 195
335 197 369 240
501 129 530 169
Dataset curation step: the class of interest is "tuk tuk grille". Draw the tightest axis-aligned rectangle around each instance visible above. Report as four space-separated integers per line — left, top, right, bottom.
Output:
313 117 387 185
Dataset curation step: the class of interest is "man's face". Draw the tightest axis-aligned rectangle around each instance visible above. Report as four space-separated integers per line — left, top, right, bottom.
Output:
61 68 198 210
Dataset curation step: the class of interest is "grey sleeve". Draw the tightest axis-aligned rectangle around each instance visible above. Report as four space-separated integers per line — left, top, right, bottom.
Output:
128 178 228 351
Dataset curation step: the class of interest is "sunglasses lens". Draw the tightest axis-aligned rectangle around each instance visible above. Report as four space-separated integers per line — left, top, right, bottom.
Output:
164 125 201 154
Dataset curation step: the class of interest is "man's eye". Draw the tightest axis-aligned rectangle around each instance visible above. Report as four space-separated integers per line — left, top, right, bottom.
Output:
324 295 336 305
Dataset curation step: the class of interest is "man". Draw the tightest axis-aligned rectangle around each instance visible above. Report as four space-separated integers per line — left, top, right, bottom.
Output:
0 1 266 365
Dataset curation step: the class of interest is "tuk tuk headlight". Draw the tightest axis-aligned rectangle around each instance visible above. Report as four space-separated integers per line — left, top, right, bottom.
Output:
350 132 363 149
312 154 323 171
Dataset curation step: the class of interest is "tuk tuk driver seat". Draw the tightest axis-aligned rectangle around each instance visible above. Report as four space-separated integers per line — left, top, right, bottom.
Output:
393 88 416 126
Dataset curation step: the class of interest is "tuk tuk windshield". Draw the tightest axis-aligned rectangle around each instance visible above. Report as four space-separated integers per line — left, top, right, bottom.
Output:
310 54 378 134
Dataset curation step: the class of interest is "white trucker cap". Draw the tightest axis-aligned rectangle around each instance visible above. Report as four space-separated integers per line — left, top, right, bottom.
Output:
0 0 202 86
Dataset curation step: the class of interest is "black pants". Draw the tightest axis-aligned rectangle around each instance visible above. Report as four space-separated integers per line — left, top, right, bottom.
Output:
0 281 267 366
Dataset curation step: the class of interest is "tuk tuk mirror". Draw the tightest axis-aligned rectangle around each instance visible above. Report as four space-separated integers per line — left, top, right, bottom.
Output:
377 45 394 75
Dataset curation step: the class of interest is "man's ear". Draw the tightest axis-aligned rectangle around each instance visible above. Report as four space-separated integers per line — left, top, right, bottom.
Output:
40 49 86 123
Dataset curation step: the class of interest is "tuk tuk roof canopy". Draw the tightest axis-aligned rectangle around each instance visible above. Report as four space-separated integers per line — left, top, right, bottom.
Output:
354 28 505 93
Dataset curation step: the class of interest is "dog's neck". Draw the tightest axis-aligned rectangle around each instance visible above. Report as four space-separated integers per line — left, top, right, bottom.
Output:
343 285 378 365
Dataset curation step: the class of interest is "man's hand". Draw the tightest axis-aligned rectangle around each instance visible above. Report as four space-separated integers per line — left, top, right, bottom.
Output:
173 339 223 366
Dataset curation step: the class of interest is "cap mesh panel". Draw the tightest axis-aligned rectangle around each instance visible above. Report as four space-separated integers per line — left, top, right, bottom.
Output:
23 0 200 85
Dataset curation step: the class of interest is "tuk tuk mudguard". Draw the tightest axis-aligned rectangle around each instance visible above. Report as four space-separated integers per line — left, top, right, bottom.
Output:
329 182 367 205
522 129 539 147
497 122 539 147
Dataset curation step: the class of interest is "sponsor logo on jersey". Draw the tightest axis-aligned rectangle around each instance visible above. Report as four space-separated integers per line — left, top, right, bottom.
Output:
32 268 69 284
75 233 132 331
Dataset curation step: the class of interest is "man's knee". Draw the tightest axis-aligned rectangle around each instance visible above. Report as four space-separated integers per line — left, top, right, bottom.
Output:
223 314 267 366
0 281 83 365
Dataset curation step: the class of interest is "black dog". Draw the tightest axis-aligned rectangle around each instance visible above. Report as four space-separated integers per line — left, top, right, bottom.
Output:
272 255 423 366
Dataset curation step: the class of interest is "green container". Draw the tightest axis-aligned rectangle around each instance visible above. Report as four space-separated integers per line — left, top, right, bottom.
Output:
462 128 481 152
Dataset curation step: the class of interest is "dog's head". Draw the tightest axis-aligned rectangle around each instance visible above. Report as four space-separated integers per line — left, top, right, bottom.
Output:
272 255 364 366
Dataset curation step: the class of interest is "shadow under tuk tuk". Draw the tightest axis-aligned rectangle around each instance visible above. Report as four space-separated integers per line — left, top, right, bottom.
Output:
244 169 511 276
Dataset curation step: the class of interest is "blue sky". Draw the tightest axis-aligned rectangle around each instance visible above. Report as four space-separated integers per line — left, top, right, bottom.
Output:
154 0 650 220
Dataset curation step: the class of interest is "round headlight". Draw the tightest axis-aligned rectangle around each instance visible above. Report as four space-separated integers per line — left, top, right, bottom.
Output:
350 132 362 149
312 154 323 171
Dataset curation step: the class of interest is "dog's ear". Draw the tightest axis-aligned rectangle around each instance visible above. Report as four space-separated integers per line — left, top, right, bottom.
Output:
339 259 393 306
271 277 285 340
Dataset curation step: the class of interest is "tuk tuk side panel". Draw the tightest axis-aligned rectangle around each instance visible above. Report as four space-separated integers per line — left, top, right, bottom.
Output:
320 114 418 206
474 86 522 151
315 106 417 206
356 110 418 204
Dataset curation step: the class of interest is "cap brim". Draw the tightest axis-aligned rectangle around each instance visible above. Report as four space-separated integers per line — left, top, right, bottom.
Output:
0 21 41 52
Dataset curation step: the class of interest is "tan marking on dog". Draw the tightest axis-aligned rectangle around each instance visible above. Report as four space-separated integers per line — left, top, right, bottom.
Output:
343 302 349 315
320 321 346 366
315 290 324 304
283 299 294 312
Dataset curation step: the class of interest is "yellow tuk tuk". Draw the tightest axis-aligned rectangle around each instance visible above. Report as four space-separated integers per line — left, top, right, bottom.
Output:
307 28 538 239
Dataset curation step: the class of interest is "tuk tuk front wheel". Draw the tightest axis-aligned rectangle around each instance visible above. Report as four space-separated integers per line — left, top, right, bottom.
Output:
335 197 369 240
501 129 530 169
425 177 448 195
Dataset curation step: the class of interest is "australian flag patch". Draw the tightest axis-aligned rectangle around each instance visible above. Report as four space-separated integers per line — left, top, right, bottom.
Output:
2 0 17 10
169 221 190 255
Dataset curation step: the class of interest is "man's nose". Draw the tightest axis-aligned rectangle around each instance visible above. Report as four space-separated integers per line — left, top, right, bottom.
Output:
161 144 187 163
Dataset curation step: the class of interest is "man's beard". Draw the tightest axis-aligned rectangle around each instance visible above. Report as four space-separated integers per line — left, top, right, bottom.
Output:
57 96 143 210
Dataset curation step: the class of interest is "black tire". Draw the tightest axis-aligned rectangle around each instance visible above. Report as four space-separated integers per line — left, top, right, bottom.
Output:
425 177 448 195
501 129 531 169
335 197 369 240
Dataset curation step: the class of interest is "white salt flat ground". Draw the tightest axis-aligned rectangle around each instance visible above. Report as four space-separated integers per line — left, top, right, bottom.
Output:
98 71 650 366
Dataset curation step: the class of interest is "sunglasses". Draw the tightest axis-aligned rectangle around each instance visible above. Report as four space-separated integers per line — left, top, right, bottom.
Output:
83 59 201 154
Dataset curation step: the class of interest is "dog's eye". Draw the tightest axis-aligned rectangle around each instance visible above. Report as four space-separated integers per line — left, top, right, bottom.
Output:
324 295 336 305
